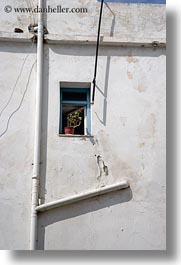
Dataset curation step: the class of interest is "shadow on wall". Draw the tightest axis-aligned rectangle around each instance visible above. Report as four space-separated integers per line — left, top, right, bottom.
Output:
93 2 115 126
37 187 133 250
94 56 110 126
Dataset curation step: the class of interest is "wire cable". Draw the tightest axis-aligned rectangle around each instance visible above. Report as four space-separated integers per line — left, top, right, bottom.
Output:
92 0 104 104
0 36 35 119
0 59 37 138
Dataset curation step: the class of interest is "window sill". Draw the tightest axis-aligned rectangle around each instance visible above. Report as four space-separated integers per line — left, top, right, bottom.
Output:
58 134 94 138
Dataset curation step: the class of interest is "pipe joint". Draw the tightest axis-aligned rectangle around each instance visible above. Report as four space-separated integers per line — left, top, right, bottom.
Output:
32 175 38 180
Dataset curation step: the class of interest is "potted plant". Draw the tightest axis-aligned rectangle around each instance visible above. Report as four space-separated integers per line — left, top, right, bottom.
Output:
64 110 82 135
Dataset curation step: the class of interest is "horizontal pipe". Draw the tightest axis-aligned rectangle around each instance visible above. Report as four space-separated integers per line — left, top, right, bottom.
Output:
36 181 129 212
0 33 166 48
44 35 166 48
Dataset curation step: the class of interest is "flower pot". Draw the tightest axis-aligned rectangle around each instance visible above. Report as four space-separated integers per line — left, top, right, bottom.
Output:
64 127 75 135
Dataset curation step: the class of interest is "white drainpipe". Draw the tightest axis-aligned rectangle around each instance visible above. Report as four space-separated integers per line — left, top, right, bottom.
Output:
30 0 44 250
36 181 129 212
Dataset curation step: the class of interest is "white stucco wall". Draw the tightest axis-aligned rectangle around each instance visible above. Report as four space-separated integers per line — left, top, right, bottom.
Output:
0 0 166 250
0 0 166 39
37 44 166 250
0 42 36 249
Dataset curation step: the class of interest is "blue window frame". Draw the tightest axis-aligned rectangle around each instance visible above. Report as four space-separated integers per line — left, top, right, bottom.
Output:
59 88 91 135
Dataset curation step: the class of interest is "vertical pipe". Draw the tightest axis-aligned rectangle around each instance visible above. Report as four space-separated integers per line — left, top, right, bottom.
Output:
92 0 104 104
30 0 44 250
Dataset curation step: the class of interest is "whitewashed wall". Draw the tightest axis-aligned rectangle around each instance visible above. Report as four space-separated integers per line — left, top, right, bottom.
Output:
0 42 36 249
37 45 166 250
0 0 166 250
0 0 165 39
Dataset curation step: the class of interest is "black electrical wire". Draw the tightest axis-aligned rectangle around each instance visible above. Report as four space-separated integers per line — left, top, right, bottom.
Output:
92 0 104 104
0 36 36 119
0 59 37 138
0 54 30 119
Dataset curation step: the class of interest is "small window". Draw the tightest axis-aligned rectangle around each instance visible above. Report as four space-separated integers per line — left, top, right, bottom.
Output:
59 87 91 136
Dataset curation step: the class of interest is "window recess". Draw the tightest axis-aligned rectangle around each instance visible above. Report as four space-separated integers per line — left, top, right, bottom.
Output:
59 87 91 136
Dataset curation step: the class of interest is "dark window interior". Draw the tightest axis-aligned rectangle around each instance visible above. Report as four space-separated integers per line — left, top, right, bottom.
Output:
62 91 87 101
